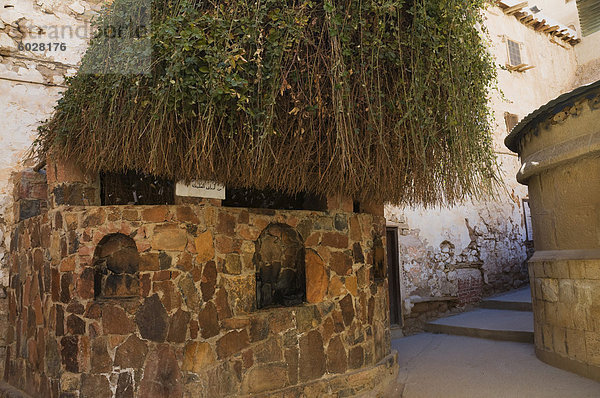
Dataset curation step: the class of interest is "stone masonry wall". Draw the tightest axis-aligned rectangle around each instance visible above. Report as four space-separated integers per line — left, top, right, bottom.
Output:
5 203 396 397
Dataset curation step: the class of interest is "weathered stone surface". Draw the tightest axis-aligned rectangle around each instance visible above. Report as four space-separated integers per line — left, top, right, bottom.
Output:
198 302 220 339
154 281 182 312
61 336 79 372
182 341 216 374
66 314 85 335
135 294 169 342
116 372 134 398
299 330 326 382
139 345 183 398
349 345 364 369
140 253 160 271
91 337 111 374
167 309 190 343
215 287 233 320
224 254 242 275
201 261 217 301
141 206 168 222
114 334 148 369
352 243 364 263
327 335 347 374
242 364 288 394
339 294 355 326
152 224 187 251
217 330 250 359
331 252 352 276
321 232 348 249
178 275 200 312
80 374 111 398
102 305 135 335
306 250 327 303
217 213 236 235
195 231 215 263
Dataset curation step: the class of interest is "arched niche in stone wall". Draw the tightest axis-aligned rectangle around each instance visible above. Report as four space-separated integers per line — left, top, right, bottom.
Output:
93 233 140 299
254 223 306 309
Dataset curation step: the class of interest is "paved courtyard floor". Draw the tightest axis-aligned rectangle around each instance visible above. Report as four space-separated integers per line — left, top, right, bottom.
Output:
391 333 600 398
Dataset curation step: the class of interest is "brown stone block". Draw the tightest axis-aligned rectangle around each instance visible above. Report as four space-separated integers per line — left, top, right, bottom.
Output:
66 314 86 335
175 206 200 224
216 330 250 359
154 280 182 312
566 260 584 279
541 279 559 302
331 251 352 276
135 294 168 342
195 230 215 263
299 330 325 382
178 275 201 312
116 372 134 398
339 294 355 327
141 206 169 222
139 345 182 398
114 334 148 369
61 336 79 373
215 287 233 320
201 261 217 301
102 305 135 335
585 262 600 280
326 335 347 374
167 309 191 343
198 302 220 339
254 338 283 363
152 224 187 251
182 341 216 374
542 325 554 351
223 254 242 275
305 250 327 304
322 232 349 249
217 212 236 236
139 253 160 271
348 345 364 369
242 364 288 394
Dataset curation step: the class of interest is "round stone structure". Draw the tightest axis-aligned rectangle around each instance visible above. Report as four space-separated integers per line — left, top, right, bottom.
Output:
506 79 600 381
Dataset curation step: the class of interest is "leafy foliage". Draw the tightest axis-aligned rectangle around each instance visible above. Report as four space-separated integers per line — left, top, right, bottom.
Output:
37 0 499 205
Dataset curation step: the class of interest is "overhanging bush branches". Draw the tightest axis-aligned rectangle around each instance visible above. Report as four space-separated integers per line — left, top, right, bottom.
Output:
36 0 499 205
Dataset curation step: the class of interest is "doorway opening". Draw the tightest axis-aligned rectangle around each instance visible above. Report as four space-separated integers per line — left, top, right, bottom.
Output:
386 227 402 327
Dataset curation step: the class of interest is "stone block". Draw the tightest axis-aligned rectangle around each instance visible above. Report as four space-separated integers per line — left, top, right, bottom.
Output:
566 328 587 361
552 326 567 356
327 335 347 374
182 341 216 374
102 305 135 335
135 294 168 342
585 332 600 366
80 374 111 398
195 231 215 263
299 330 325 382
217 330 250 359
242 364 288 394
152 224 187 251
305 250 327 303
541 279 559 302
114 335 148 369
198 302 220 339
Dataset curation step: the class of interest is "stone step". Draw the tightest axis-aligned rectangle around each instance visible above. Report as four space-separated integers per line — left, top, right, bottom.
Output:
480 286 532 312
424 309 534 343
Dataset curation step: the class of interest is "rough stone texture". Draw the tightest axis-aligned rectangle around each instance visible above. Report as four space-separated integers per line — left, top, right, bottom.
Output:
5 204 395 397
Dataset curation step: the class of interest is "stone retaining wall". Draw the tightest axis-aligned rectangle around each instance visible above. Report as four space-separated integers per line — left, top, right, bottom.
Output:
5 203 396 397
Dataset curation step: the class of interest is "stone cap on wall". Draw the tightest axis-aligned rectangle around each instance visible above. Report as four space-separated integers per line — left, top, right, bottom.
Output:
505 78 600 153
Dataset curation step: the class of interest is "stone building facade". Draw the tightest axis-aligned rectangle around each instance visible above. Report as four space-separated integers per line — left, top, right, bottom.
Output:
3 160 398 397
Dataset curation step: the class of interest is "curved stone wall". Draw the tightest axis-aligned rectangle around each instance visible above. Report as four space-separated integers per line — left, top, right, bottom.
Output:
509 85 600 380
5 204 398 397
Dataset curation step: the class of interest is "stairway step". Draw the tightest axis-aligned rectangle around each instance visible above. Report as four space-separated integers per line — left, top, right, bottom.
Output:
480 286 532 312
424 309 534 343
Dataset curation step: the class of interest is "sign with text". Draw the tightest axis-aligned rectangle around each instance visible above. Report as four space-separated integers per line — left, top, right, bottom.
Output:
175 180 225 200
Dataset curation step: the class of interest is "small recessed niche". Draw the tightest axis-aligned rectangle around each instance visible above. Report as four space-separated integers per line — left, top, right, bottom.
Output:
254 223 306 309
93 233 140 299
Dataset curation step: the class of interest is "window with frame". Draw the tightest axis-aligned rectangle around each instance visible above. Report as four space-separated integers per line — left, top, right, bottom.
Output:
507 39 522 66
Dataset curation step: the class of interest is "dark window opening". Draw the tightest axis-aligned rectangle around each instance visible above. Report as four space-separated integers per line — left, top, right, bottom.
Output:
254 223 306 309
223 187 326 211
101 171 174 206
93 233 140 299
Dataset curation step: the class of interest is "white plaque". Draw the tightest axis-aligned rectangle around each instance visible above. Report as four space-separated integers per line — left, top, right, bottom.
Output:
175 180 226 200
